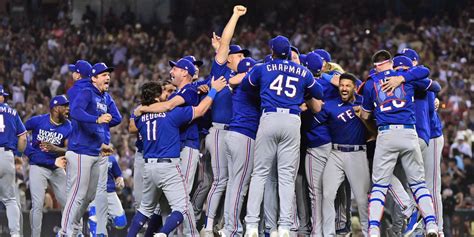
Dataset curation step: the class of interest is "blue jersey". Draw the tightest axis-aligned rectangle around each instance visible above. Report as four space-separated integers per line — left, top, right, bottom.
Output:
0 103 26 150
414 87 431 145
302 76 337 148
362 69 438 127
169 83 200 149
228 73 261 140
314 95 367 145
130 111 143 153
68 86 109 156
243 59 323 112
67 78 91 102
103 93 122 145
208 59 235 124
428 92 443 138
24 114 72 169
136 107 193 159
107 155 122 193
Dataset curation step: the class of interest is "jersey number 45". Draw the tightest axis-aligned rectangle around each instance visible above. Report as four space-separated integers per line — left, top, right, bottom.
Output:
269 75 299 98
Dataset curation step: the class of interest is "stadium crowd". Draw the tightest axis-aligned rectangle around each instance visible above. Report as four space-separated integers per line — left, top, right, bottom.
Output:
0 0 473 235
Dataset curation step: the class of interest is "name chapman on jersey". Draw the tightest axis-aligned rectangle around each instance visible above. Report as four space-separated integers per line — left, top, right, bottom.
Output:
37 129 64 145
266 62 308 77
141 112 166 122
0 106 18 116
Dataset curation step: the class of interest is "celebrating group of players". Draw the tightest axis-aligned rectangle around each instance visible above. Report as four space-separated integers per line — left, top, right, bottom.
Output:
0 4 447 237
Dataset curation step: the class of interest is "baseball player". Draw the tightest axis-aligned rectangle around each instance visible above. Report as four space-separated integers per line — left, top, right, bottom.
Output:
135 57 203 236
400 48 445 235
126 77 226 237
88 155 127 235
24 95 71 237
59 63 115 236
199 6 249 236
0 85 27 237
242 35 323 236
130 80 177 210
215 57 258 237
360 50 440 237
313 73 370 236
67 60 93 100
301 52 340 237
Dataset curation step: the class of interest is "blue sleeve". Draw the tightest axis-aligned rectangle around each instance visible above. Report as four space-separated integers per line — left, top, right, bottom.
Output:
210 59 228 79
170 107 193 127
111 157 122 178
321 73 333 83
177 88 198 106
313 104 330 124
70 89 98 123
402 66 430 83
192 76 211 87
247 65 261 87
428 92 436 114
361 80 375 112
410 79 440 93
24 116 39 131
306 73 324 100
106 94 122 127
15 114 26 136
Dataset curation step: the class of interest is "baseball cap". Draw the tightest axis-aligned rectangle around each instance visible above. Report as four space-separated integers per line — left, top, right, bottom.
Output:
169 58 196 77
306 52 324 74
270 36 291 58
229 45 250 57
401 48 420 62
290 46 300 55
299 54 307 67
68 60 92 78
50 95 69 109
313 49 331 62
393 55 413 68
0 85 9 96
237 57 257 73
91 63 114 77
183 55 203 67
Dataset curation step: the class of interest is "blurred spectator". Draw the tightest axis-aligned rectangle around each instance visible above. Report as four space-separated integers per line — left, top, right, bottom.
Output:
21 56 35 87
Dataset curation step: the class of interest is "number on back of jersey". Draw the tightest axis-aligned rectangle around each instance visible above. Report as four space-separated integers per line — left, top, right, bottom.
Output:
269 75 299 98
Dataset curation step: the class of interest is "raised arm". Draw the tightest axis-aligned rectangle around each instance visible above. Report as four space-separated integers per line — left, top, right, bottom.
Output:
215 5 247 64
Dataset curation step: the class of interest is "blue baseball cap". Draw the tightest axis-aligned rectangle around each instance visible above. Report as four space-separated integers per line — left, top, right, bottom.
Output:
393 55 413 69
50 95 69 109
290 46 300 55
264 54 273 63
229 45 250 57
183 55 203 67
306 52 324 74
169 58 196 77
237 57 257 73
0 85 9 96
270 36 291 57
68 60 92 78
369 68 377 76
91 63 114 77
299 54 307 67
313 49 331 62
401 48 419 62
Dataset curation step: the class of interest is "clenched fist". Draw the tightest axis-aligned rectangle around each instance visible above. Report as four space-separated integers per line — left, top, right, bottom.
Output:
233 5 247 17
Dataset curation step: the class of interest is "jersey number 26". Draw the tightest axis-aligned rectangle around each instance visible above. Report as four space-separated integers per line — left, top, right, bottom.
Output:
269 75 299 98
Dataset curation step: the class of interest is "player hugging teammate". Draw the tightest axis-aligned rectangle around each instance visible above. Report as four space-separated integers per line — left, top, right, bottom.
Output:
0 4 447 237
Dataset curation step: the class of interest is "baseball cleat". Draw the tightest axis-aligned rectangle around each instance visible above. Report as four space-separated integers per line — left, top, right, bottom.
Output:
153 233 167 237
245 227 259 237
278 228 290 237
200 228 214 237
403 210 421 237
426 222 439 237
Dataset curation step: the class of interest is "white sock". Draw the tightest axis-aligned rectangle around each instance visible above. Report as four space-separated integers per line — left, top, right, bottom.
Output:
205 217 214 230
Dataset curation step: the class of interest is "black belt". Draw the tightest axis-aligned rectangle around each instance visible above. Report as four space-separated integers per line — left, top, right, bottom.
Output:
0 147 13 152
144 158 173 164
332 144 366 152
